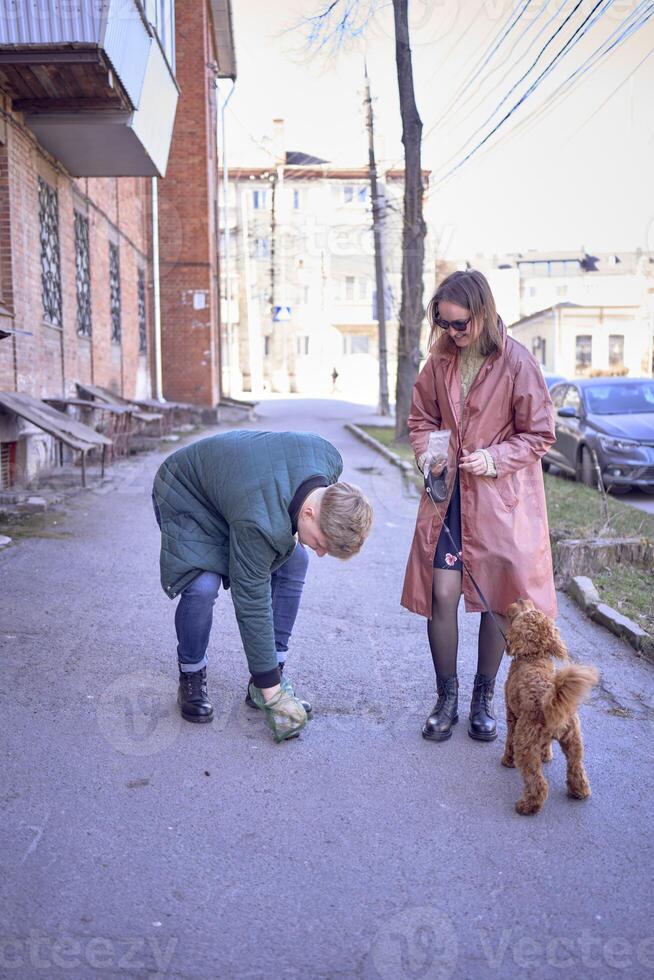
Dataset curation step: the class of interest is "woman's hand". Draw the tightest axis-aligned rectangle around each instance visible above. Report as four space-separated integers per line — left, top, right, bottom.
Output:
418 452 447 477
458 449 489 476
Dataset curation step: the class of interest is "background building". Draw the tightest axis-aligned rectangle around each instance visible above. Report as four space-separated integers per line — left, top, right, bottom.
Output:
470 249 654 377
511 302 653 378
222 120 433 404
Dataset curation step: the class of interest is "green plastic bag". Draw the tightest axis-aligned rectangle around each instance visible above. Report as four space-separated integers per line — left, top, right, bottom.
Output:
248 675 309 743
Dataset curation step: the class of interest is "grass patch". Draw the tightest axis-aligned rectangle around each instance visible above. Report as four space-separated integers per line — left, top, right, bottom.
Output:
593 565 654 635
544 472 654 540
359 425 413 461
0 511 72 541
359 425 421 489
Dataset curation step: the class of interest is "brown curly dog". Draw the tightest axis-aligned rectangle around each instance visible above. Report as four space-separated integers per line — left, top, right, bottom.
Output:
502 598 599 816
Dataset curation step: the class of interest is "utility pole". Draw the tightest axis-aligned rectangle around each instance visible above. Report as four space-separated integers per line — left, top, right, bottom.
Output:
269 172 276 326
364 61 390 416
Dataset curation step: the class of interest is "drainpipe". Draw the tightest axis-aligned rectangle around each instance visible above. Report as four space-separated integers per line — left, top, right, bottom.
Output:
151 176 164 401
219 80 236 397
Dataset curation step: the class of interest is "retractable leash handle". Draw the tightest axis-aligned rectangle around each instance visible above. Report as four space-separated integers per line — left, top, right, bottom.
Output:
424 466 448 503
424 470 508 644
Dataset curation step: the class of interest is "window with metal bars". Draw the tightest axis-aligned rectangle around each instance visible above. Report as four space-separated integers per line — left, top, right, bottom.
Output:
137 267 147 354
109 242 121 344
38 177 62 328
608 334 624 368
0 441 17 489
74 211 92 337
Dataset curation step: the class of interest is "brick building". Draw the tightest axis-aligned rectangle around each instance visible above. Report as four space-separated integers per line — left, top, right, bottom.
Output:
0 0 236 487
158 0 236 407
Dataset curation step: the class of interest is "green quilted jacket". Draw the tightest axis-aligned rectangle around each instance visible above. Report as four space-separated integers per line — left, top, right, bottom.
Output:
153 430 343 676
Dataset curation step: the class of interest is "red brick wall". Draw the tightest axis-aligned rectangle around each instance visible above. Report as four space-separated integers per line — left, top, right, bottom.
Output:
158 0 221 406
0 98 153 403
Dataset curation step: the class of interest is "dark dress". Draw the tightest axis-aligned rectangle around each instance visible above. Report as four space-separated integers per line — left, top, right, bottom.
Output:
433 477 462 571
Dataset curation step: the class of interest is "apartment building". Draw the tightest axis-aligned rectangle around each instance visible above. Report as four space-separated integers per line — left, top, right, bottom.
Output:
222 125 432 402
475 250 654 377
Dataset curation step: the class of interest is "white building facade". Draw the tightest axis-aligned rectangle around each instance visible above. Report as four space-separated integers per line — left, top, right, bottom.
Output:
221 151 433 404
473 250 654 378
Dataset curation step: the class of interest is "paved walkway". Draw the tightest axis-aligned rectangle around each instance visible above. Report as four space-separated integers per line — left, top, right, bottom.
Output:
1 397 653 979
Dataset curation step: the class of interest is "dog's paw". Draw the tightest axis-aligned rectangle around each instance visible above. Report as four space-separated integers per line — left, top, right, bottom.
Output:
501 755 515 768
542 745 554 763
515 797 543 816
567 780 591 800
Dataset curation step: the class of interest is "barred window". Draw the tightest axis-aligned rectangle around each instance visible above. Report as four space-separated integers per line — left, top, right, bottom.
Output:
38 177 62 327
608 334 624 367
575 335 592 372
137 267 147 354
109 242 121 344
74 212 92 337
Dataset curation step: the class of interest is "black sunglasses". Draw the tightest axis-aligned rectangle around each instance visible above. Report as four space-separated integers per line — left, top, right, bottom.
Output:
434 315 471 333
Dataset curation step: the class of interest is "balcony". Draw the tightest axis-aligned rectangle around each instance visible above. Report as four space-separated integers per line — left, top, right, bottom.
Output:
0 0 179 177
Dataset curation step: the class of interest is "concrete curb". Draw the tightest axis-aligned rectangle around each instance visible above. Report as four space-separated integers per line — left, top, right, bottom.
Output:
347 421 654 664
567 575 654 663
344 423 416 478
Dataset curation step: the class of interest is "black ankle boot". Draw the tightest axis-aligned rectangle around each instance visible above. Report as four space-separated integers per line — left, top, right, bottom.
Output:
245 662 313 716
178 666 214 724
468 672 497 741
422 675 458 741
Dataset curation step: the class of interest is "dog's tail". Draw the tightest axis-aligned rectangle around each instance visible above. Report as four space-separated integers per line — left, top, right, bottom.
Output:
541 665 599 732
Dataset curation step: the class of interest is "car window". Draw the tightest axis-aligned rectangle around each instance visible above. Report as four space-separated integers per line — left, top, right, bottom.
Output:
550 384 567 408
562 387 581 413
585 381 654 415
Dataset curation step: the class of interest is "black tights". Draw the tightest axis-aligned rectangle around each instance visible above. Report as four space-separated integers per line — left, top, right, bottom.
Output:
427 569 506 680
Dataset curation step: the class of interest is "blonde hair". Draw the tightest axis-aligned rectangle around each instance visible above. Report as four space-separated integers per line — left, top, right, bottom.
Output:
426 269 503 356
319 482 373 559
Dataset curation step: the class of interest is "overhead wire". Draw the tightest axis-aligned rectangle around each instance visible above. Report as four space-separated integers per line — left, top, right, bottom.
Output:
433 0 570 142
423 0 654 194
428 0 629 189
421 0 538 145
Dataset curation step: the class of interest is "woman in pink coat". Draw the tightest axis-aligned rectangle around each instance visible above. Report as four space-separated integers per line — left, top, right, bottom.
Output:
401 270 556 743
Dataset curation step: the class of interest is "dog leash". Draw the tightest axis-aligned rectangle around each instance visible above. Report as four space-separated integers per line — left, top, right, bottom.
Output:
425 470 508 644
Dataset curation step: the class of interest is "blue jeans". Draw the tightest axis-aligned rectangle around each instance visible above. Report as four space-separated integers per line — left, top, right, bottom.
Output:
174 542 310 673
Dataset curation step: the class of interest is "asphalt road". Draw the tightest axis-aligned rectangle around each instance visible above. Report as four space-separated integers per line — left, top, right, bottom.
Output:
2 397 653 980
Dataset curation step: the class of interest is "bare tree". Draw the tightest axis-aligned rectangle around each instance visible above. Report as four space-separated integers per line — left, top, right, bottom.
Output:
392 0 426 440
299 0 426 439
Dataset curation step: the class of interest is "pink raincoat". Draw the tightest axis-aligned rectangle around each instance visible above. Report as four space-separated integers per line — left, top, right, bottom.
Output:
401 322 557 619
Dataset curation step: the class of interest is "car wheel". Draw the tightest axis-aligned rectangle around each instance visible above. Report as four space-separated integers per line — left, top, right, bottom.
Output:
607 483 631 496
578 446 595 487
541 459 550 473
639 485 654 496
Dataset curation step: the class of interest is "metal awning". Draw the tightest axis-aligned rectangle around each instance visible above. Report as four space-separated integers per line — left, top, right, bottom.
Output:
0 325 32 339
0 391 111 485
75 381 165 425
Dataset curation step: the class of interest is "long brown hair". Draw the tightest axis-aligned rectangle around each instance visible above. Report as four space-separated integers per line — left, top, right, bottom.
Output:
426 269 503 356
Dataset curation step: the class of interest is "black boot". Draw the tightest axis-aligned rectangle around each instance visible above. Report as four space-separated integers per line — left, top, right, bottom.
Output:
422 675 458 741
468 672 497 741
178 666 214 724
245 662 312 716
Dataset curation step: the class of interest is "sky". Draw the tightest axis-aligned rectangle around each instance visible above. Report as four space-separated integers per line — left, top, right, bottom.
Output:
223 0 654 261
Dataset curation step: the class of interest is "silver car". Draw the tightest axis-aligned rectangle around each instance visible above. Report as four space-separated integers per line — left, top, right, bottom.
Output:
545 378 654 495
